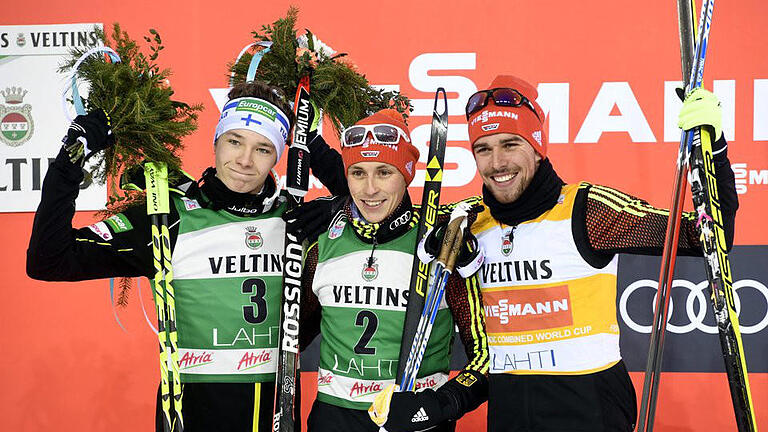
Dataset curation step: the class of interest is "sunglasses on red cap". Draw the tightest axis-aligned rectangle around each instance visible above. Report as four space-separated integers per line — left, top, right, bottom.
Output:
341 123 411 147
465 88 541 121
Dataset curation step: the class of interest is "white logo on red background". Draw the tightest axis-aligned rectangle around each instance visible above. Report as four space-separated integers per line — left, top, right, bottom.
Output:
732 163 768 195
470 110 518 126
405 161 414 175
532 130 543 146
483 285 573 332
482 123 500 131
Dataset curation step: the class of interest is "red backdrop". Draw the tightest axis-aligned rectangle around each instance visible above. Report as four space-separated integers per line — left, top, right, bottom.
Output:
2 0 767 430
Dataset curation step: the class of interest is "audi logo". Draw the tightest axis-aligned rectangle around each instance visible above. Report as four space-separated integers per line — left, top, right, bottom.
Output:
389 211 411 230
619 279 768 335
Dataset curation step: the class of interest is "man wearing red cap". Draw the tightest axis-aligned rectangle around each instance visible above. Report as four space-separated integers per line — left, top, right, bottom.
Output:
465 75 737 431
290 109 489 431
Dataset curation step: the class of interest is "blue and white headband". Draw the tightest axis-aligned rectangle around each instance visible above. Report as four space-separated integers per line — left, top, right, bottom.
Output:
214 97 291 160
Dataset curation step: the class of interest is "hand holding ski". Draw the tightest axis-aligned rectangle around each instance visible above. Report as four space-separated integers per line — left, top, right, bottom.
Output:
638 0 757 430
370 203 472 430
400 202 472 392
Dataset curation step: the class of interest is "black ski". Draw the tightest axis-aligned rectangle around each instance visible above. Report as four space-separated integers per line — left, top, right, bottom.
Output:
684 3 757 427
638 0 757 430
689 104 758 432
636 0 699 429
395 88 448 387
272 75 312 432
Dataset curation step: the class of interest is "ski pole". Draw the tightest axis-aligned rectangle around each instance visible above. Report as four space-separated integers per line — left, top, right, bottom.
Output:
401 216 462 390
401 203 471 391
637 0 707 429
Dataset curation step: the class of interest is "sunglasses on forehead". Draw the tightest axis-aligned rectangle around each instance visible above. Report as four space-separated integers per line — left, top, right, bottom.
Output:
341 123 411 147
465 88 541 121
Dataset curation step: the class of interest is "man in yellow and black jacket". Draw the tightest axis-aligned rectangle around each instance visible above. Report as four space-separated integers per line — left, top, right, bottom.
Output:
463 75 736 432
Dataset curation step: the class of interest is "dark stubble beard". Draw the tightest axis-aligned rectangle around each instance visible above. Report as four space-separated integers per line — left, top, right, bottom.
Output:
485 163 538 204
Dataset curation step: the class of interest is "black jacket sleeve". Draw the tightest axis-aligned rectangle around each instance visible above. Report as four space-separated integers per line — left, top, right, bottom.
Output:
572 134 738 265
299 242 322 350
26 148 178 281
440 273 489 418
307 132 349 196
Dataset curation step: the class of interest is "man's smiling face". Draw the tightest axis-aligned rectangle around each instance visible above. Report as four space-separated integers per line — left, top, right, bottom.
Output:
472 133 541 204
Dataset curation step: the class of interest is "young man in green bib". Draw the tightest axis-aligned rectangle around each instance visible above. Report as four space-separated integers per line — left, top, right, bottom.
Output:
28 81 312 431
295 109 489 431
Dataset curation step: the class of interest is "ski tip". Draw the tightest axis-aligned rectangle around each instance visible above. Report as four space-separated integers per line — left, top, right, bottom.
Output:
432 88 448 117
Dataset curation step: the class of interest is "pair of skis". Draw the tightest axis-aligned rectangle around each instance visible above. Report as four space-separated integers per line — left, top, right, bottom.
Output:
68 46 185 432
395 89 450 392
637 0 757 431
145 162 184 432
400 203 470 392
272 75 313 432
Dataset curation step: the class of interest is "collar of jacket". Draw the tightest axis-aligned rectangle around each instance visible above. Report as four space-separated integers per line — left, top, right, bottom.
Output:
346 193 417 244
196 167 282 217
482 158 565 226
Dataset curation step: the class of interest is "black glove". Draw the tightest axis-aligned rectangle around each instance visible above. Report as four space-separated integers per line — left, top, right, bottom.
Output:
417 211 485 277
379 387 451 431
416 222 448 263
282 195 347 243
378 370 488 431
455 234 484 277
62 109 114 166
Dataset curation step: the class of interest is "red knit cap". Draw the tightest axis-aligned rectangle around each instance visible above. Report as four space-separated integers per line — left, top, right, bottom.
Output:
467 75 548 158
342 109 420 184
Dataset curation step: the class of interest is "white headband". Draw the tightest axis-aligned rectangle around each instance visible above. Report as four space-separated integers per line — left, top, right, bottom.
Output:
214 97 291 160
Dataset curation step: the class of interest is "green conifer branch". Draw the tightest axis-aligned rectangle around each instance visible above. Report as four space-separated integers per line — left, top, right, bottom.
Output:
60 24 203 210
230 7 412 133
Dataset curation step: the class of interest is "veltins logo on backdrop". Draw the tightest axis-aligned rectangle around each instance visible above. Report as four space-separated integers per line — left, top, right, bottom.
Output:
0 86 34 147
